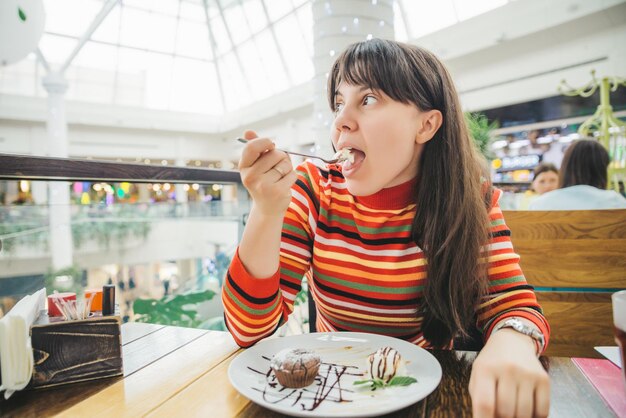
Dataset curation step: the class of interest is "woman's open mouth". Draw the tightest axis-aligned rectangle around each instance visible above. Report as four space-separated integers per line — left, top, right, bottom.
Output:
340 147 366 176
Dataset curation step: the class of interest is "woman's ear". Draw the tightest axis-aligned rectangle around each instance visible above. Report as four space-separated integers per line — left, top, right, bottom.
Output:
415 110 443 144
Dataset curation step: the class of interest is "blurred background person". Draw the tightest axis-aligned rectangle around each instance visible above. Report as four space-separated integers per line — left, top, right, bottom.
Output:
519 162 559 209
214 245 230 287
530 140 626 210
11 191 32 205
520 130 547 156
541 140 567 168
531 162 559 195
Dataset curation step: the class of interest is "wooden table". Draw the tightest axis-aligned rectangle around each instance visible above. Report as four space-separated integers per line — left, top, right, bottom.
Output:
0 323 614 417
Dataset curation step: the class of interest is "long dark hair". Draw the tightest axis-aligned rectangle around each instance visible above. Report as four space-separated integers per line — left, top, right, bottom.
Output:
560 139 609 189
328 39 491 347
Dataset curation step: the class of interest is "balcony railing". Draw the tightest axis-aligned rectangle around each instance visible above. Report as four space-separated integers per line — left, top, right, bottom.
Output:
0 152 248 251
0 153 242 184
0 153 248 324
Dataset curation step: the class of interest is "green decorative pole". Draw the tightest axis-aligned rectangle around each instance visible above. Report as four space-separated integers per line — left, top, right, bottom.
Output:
559 71 626 190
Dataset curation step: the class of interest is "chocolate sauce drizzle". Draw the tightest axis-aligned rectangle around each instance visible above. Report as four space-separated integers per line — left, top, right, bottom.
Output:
368 346 400 383
247 355 362 411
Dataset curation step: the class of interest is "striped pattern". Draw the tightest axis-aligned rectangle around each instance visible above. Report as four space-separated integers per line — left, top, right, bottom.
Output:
223 162 550 349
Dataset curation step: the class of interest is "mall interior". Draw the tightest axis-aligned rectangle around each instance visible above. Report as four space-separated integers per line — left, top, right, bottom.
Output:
0 0 625 331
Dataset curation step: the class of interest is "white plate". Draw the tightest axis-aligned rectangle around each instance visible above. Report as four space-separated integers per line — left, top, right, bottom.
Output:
228 332 442 417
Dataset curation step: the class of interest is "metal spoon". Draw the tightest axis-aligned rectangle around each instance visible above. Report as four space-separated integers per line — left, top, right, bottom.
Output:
236 137 345 164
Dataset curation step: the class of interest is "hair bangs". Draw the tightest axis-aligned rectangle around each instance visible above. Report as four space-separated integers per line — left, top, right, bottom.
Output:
328 40 413 110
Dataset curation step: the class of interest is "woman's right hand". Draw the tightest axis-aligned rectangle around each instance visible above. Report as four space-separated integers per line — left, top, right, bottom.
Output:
238 130 297 217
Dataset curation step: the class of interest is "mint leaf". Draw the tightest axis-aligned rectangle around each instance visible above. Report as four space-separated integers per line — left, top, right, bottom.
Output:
388 376 417 386
354 376 416 390
353 378 385 390
353 379 373 385
18 7 27 21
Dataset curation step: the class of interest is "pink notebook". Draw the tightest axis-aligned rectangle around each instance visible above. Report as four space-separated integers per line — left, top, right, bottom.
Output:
572 358 626 417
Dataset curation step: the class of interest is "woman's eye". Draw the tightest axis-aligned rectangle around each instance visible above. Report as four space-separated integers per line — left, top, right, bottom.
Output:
363 95 377 105
334 102 344 112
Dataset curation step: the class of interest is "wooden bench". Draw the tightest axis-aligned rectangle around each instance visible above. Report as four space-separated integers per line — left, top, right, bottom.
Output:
503 209 626 358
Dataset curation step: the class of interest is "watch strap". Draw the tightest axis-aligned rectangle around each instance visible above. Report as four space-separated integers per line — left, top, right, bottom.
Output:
492 317 545 356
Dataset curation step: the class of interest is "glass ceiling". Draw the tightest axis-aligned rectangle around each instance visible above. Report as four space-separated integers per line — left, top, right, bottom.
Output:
0 0 509 116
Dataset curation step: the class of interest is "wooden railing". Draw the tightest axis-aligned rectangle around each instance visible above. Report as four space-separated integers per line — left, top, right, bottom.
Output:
0 153 242 184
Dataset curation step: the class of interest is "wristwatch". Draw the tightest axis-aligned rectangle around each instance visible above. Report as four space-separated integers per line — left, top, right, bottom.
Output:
492 317 545 356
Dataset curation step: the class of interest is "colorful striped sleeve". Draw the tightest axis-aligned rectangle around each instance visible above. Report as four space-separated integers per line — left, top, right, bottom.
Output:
222 163 319 347
476 188 551 352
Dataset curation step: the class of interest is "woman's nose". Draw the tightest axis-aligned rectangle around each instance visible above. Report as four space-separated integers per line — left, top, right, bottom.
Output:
333 107 357 133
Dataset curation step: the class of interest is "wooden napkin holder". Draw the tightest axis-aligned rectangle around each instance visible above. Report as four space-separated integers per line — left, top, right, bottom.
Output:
28 313 123 389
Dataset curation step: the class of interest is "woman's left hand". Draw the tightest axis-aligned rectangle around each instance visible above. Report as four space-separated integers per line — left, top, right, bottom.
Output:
469 328 550 418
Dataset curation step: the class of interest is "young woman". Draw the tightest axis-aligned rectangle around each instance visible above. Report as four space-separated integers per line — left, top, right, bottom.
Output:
224 39 550 418
530 139 626 210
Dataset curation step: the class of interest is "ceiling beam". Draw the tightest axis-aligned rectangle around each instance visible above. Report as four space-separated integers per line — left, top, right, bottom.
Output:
214 0 254 98
259 0 293 85
60 0 121 74
202 0 227 113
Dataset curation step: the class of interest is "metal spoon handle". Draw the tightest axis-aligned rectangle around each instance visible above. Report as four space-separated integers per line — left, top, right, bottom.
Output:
236 138 338 163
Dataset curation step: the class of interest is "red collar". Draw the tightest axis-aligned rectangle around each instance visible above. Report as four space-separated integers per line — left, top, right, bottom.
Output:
355 177 417 210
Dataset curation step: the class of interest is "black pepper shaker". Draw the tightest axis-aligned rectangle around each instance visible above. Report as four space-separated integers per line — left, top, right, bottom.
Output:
102 284 115 316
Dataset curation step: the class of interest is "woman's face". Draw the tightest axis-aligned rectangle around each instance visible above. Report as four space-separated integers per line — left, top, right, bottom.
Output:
532 170 558 195
331 82 426 196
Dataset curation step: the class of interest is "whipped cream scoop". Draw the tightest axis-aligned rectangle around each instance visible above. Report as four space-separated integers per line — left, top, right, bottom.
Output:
367 346 402 383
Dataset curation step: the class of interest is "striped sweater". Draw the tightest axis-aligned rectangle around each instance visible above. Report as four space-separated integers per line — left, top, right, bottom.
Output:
223 161 550 350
